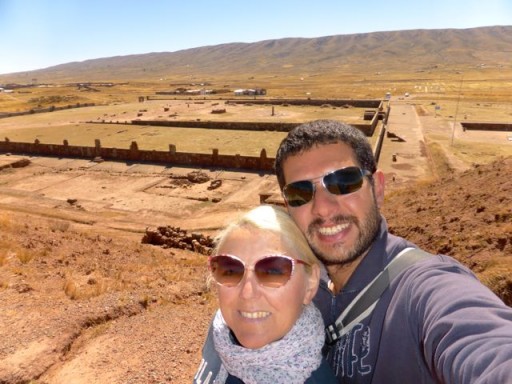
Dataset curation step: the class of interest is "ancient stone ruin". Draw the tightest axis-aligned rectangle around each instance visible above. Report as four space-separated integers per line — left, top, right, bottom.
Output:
141 225 214 255
187 170 210 183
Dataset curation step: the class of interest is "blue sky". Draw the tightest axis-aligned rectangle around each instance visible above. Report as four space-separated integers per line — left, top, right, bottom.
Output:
1 0 511 75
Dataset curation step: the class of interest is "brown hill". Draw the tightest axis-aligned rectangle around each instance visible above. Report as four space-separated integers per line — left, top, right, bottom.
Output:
2 26 511 83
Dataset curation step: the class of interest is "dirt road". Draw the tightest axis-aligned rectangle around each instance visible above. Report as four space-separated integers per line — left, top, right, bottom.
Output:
377 102 432 189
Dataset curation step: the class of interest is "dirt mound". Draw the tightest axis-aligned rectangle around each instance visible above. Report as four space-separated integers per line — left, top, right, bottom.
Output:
382 156 512 305
0 214 215 383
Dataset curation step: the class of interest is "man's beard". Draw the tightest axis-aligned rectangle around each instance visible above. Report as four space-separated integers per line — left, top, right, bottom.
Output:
306 199 381 267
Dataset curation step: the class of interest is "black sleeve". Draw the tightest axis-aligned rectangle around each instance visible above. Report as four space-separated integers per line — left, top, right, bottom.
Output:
193 320 222 383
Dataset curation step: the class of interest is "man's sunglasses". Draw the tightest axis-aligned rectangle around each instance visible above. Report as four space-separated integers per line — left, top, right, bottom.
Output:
282 166 372 207
208 254 309 288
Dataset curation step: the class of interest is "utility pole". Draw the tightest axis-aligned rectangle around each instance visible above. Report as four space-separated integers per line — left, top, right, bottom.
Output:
451 75 464 146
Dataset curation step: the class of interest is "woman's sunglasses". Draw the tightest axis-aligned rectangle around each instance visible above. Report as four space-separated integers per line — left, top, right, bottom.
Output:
282 166 372 207
208 254 309 288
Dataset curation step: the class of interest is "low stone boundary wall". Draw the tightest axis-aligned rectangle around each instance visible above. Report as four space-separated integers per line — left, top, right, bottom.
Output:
0 103 95 119
226 99 382 108
131 119 300 132
0 139 275 172
0 97 389 171
144 97 383 109
134 96 386 136
461 122 512 132
373 123 387 165
130 119 377 136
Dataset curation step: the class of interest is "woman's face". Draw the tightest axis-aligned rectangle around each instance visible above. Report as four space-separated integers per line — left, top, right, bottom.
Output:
215 227 319 349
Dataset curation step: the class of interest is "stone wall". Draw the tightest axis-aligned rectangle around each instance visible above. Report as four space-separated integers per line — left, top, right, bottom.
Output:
0 103 95 119
131 119 377 136
0 97 389 170
461 122 512 132
227 99 382 108
0 139 275 172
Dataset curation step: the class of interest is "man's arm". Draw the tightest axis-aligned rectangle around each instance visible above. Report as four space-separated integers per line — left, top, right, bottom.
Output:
409 259 512 383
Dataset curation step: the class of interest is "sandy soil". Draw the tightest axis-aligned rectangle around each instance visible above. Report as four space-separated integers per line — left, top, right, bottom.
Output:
0 100 510 383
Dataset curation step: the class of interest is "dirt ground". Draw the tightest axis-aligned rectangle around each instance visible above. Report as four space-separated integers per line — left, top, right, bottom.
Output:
0 100 511 383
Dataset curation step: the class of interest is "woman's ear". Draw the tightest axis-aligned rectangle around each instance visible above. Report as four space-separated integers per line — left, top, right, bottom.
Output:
207 276 219 295
303 264 320 305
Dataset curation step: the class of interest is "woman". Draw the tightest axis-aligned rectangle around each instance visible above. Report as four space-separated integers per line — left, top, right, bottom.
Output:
202 204 336 383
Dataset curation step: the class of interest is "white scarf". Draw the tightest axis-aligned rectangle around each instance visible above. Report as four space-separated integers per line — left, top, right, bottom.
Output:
212 303 325 384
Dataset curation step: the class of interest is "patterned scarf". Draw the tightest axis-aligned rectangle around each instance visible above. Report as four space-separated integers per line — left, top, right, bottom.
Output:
212 303 325 384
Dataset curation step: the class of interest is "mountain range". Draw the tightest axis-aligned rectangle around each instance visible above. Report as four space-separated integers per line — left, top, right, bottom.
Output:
2 25 511 83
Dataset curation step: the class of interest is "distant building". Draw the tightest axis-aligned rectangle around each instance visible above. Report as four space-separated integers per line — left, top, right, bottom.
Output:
234 88 266 96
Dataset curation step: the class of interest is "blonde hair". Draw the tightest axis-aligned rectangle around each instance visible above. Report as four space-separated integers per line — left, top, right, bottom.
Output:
213 204 319 270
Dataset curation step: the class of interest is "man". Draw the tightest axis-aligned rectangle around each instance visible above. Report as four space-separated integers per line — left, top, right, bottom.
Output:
195 120 512 383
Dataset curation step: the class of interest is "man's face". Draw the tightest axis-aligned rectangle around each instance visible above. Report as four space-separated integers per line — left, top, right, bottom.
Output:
282 142 384 266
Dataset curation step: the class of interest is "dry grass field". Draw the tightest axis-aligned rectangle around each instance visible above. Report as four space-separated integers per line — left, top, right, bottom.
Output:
0 34 511 382
0 97 368 155
1 65 511 162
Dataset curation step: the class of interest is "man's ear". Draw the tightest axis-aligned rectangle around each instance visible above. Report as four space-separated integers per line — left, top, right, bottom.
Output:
373 170 385 208
303 264 320 305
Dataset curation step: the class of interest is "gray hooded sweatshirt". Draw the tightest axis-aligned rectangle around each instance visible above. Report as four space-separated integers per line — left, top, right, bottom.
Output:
316 217 512 383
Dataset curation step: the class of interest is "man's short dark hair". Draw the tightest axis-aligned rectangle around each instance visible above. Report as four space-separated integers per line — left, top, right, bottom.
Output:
274 120 377 189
